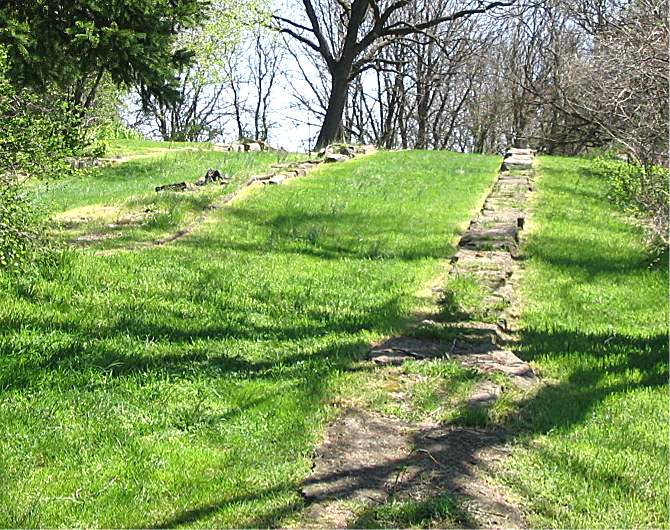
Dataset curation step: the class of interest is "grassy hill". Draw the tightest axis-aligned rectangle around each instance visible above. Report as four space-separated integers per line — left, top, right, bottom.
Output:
0 146 500 527
0 145 666 527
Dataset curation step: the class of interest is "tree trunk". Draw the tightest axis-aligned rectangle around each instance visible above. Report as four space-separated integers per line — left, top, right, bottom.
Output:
315 65 351 149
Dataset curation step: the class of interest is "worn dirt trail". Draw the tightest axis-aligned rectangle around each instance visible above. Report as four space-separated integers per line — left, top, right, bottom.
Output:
299 148 539 528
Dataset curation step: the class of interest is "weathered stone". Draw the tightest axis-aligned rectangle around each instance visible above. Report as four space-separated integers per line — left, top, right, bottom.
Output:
253 173 274 182
155 182 189 192
357 144 377 154
245 142 262 152
459 225 518 250
502 157 533 170
467 381 502 407
268 174 286 185
324 153 349 163
368 337 445 363
513 137 529 149
504 147 533 157
195 168 228 186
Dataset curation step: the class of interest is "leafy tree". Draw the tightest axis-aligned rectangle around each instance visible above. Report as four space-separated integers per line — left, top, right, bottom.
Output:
136 0 267 141
0 0 205 109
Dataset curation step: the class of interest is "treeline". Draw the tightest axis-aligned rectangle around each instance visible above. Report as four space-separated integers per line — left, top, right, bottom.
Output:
274 0 667 245
277 0 667 165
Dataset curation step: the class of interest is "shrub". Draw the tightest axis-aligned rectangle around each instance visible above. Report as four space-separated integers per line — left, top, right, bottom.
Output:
0 49 85 270
596 157 669 248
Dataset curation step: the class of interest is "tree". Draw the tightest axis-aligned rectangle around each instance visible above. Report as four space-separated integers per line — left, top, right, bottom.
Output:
136 0 263 141
0 0 204 110
275 0 516 148
0 48 83 269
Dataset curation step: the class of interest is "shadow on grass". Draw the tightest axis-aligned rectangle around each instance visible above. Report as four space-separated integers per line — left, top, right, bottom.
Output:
3 157 668 527
177 205 463 262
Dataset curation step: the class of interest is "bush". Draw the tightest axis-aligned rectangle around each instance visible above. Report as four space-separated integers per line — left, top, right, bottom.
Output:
0 49 86 270
596 157 669 248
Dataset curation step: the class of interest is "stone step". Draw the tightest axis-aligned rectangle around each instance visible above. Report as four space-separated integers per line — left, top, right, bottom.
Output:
459 225 518 251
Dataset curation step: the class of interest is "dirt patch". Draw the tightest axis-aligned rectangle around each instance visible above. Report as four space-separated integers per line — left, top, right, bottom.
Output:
54 205 160 247
300 408 526 528
54 205 122 226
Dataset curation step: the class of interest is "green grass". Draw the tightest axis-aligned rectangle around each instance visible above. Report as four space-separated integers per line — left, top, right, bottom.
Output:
37 148 299 248
439 273 508 323
39 150 295 214
501 156 669 528
338 358 483 423
0 150 500 527
103 138 212 157
351 493 471 528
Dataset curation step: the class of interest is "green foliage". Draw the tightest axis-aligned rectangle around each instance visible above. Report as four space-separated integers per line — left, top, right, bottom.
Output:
595 157 669 247
439 273 507 323
353 494 466 528
0 49 85 269
0 182 39 269
42 145 300 249
0 0 205 105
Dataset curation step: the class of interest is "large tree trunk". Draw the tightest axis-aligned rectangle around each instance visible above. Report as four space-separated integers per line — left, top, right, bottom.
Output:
315 64 352 149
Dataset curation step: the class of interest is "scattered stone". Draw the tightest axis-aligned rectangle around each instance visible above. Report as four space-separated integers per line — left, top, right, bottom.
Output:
155 182 190 192
324 153 349 163
459 225 518 251
368 337 445 364
502 156 533 171
296 144 538 529
358 144 377 155
513 137 529 149
300 408 527 529
467 380 502 407
268 174 286 185
195 168 230 186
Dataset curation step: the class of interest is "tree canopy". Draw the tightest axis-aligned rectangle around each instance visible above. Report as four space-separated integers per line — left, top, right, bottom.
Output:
0 0 205 108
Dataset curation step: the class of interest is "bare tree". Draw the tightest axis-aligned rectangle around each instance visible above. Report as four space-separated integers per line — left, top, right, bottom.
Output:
275 0 517 149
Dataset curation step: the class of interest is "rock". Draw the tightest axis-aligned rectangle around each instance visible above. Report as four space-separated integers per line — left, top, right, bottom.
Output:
212 143 231 152
504 147 533 157
268 174 286 185
156 182 189 192
501 157 533 170
513 137 529 149
245 142 262 152
369 348 420 366
324 153 349 163
257 140 278 152
195 168 228 186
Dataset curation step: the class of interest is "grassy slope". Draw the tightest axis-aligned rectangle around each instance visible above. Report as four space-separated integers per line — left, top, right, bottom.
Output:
37 146 299 248
39 150 296 214
503 156 668 528
0 150 499 527
104 138 212 157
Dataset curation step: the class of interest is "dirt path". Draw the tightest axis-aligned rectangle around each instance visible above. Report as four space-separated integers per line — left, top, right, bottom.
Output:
298 149 539 528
